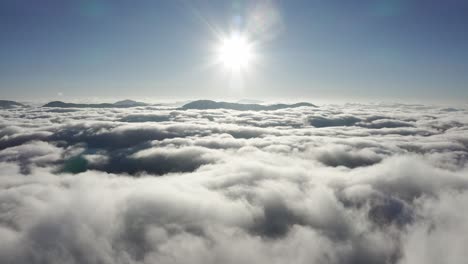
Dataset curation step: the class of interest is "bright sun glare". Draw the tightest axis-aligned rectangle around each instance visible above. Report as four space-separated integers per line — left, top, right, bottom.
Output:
217 33 254 71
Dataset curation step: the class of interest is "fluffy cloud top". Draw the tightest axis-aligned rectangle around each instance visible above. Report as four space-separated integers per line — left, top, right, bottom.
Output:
0 103 467 264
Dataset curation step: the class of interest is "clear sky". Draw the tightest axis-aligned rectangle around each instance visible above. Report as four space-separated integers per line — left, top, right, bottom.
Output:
1 0 467 103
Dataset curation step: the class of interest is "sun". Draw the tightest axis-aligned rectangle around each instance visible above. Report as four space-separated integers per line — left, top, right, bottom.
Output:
217 33 254 71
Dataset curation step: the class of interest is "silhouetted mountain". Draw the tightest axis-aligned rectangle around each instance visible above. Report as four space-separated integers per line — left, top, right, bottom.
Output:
114 100 148 107
0 100 26 108
43 100 147 108
181 100 316 111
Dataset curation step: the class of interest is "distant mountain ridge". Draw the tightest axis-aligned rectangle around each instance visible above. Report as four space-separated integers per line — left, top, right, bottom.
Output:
113 100 148 107
43 100 148 108
181 100 316 111
0 100 26 108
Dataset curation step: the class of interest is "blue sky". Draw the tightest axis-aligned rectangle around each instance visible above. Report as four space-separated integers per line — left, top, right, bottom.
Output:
1 0 467 102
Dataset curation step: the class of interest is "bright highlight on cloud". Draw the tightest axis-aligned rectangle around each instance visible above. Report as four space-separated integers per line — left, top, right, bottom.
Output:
0 102 467 263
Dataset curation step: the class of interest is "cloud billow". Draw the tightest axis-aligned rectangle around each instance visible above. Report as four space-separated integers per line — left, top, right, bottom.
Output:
0 103 467 263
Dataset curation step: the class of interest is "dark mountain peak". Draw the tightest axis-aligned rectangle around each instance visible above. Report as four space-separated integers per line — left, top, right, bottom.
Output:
0 100 26 108
181 100 316 111
43 101 71 107
43 100 148 108
114 100 148 107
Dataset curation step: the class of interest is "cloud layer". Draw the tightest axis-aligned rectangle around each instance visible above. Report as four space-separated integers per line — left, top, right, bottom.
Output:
0 103 467 264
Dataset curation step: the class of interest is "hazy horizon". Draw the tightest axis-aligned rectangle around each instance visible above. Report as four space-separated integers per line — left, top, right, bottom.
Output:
5 96 468 109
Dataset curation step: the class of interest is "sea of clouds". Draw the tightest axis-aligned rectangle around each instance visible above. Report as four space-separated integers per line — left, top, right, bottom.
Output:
0 103 467 264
